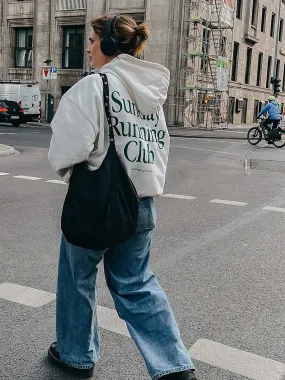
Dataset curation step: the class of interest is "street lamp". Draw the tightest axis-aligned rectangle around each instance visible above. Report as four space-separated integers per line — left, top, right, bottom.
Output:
44 59 52 123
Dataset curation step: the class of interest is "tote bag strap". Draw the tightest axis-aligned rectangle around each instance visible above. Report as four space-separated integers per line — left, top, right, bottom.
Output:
99 73 115 143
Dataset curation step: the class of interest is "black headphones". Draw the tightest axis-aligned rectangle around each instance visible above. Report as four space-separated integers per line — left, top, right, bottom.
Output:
100 15 120 56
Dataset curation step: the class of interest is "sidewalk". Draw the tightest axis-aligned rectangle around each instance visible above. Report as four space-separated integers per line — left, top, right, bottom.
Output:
0 144 15 157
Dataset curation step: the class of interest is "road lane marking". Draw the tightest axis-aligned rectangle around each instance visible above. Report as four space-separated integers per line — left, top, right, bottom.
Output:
210 199 248 206
0 283 56 308
46 180 67 185
170 145 242 156
0 172 9 176
163 194 197 200
0 282 130 336
97 305 130 337
14 175 42 181
263 206 285 213
189 339 285 380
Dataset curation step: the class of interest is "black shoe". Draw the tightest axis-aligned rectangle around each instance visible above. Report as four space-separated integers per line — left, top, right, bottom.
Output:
160 370 198 379
48 342 94 378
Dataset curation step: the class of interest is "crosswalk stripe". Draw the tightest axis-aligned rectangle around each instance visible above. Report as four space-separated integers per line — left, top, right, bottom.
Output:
163 194 197 200
0 172 9 176
98 306 130 337
14 175 42 181
46 180 67 185
263 206 285 213
0 283 56 308
210 199 248 206
189 339 285 380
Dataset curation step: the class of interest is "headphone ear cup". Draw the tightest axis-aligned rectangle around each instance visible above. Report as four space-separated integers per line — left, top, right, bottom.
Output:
101 36 119 56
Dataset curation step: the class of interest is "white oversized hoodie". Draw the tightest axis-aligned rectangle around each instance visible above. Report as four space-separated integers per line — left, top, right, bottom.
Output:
48 54 170 198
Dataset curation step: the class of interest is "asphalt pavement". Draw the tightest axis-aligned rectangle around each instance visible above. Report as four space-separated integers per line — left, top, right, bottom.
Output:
1 125 285 380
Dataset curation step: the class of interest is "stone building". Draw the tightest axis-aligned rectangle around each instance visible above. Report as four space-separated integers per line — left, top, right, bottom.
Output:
229 0 285 124
0 0 182 124
0 0 285 125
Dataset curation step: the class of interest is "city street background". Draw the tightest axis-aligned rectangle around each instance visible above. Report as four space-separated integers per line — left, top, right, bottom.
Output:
1 123 285 379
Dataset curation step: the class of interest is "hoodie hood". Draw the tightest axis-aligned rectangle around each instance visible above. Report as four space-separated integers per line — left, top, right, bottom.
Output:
271 101 278 106
100 54 170 115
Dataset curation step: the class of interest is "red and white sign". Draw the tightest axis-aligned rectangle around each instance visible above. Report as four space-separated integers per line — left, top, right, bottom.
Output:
43 66 51 80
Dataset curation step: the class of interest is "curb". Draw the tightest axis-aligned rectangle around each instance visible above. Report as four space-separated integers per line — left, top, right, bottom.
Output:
169 133 246 140
0 145 15 157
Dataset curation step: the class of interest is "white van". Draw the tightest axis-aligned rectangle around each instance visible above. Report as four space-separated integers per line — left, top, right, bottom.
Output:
0 82 41 123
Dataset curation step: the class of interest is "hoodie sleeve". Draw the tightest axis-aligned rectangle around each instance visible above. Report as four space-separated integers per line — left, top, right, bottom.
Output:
257 103 270 118
48 96 96 177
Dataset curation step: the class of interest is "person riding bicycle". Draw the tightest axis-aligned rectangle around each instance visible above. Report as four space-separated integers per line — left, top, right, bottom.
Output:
257 96 281 143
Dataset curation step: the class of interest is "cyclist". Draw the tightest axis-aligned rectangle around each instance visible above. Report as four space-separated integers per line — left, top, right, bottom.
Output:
257 96 281 143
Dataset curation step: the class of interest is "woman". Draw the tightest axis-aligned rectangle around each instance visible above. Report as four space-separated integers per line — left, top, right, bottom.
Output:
48 14 197 380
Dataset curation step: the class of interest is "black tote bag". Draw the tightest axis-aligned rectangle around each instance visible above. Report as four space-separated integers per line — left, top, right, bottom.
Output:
61 73 139 250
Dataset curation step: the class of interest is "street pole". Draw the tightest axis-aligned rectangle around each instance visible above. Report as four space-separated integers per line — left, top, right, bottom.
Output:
273 0 282 95
46 78 50 123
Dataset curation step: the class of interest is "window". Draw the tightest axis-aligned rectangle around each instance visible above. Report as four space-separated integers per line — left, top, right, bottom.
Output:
245 48 252 84
15 28 33 68
231 42 239 82
256 53 263 86
236 0 243 19
279 19 283 42
62 26 85 69
276 59 280 79
266 56 272 88
282 64 285 91
261 6 267 32
271 13 276 37
251 0 258 26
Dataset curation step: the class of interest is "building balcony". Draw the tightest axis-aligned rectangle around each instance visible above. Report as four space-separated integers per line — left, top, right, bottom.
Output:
7 1 34 20
56 0 86 11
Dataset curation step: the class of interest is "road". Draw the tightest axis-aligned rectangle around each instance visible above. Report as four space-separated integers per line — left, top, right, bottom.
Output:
1 124 285 380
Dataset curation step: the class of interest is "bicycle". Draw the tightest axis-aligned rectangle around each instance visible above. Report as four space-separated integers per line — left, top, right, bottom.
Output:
247 117 285 148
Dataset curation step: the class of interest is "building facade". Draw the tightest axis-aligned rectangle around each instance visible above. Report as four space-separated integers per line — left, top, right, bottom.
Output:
0 0 183 125
229 0 285 124
0 0 285 126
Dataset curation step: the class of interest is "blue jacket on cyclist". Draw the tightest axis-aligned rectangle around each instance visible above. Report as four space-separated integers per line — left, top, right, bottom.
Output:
257 97 281 120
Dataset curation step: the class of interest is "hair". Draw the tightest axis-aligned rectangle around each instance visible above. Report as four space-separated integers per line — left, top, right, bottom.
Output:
91 14 150 58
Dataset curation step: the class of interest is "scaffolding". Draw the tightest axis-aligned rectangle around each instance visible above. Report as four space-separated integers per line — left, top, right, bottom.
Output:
179 0 234 129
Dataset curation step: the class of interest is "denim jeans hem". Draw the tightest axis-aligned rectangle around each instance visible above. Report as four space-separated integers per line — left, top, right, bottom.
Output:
62 361 95 370
152 365 195 380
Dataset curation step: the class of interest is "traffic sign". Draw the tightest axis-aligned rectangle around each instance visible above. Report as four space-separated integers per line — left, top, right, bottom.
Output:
43 66 50 80
50 66 58 80
42 66 58 80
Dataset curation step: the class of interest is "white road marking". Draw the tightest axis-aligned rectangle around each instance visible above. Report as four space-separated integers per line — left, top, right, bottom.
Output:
263 206 285 213
0 282 130 335
14 175 42 181
163 194 197 200
0 283 56 308
189 339 285 380
46 180 67 185
0 132 17 135
97 305 130 337
171 145 242 156
0 172 9 176
210 199 248 206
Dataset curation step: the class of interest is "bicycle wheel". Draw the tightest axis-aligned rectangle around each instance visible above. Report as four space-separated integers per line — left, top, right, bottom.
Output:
247 127 262 145
273 130 285 148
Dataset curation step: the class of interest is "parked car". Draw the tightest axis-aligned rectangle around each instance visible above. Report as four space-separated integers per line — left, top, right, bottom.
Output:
0 100 24 127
